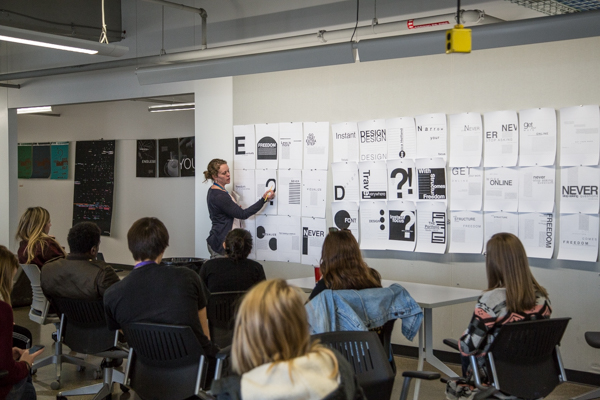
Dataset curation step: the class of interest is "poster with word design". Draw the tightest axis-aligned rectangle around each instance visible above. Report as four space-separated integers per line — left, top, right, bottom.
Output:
255 215 279 261
449 112 482 167
387 117 416 160
359 201 389 250
387 159 417 201
415 113 447 161
416 158 446 201
518 213 555 259
331 162 359 203
331 201 359 241
332 122 359 162
483 211 518 246
415 201 447 254
301 217 327 266
278 122 303 170
559 105 600 166
255 123 279 169
358 119 387 162
303 122 329 170
277 169 302 216
276 216 302 263
560 166 600 214
518 166 555 213
449 167 483 211
233 169 257 209
519 108 557 166
358 161 387 201
387 200 417 252
557 213 599 262
301 169 327 218
233 125 256 170
448 211 483 254
255 169 278 215
483 167 519 212
483 110 519 167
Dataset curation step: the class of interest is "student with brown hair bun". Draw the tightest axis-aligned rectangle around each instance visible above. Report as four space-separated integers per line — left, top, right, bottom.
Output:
210 279 365 400
16 207 66 268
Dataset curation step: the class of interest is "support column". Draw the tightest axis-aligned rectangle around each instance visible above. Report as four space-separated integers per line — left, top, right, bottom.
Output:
0 89 18 250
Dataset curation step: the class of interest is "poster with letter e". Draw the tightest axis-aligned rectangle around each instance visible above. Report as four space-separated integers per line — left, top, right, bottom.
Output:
233 125 256 170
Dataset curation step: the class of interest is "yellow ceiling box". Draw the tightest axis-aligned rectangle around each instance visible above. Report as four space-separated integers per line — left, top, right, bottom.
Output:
446 24 471 54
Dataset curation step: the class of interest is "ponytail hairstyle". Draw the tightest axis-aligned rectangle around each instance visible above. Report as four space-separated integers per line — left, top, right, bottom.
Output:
0 245 19 305
224 229 253 263
16 207 66 264
203 158 227 183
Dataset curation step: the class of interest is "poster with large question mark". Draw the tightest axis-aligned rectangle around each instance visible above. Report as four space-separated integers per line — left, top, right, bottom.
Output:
358 161 388 201
359 201 389 250
448 210 483 254
415 201 447 254
449 166 483 211
255 123 279 170
255 214 279 261
255 169 278 215
415 113 447 161
331 201 359 241
332 121 359 162
387 159 416 201
387 200 416 252
416 158 447 201
387 117 416 160
449 112 482 167
331 162 359 203
302 169 327 218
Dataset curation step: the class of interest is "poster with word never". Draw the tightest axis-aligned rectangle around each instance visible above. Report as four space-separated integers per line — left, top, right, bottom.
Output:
557 213 599 262
255 215 279 261
416 158 446 201
519 213 555 259
332 122 359 162
559 105 600 166
303 122 329 170
415 113 447 160
331 201 359 241
359 161 387 201
483 110 519 167
358 119 387 162
359 201 389 250
388 200 417 252
560 166 600 214
136 140 157 178
449 167 483 211
519 108 557 166
50 142 69 180
31 144 51 178
331 162 359 203
279 122 303 170
302 169 327 218
276 216 302 263
255 123 279 169
483 211 518 246
255 169 278 215
278 169 302 216
387 159 417 201
387 117 416 160
449 112 482 167
233 125 256 170
415 201 447 254
449 211 483 254
301 217 327 266
483 167 519 212
233 169 256 209
518 166 555 213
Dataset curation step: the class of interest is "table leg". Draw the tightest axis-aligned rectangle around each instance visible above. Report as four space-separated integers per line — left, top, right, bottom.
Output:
423 308 458 378
412 324 424 400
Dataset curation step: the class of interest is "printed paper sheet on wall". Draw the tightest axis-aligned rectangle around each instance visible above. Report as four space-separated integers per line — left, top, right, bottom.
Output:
255 169 278 215
255 123 279 169
332 162 359 203
331 201 359 241
559 105 600 166
276 216 301 263
359 161 387 201
483 110 519 167
301 217 326 266
233 125 256 170
519 108 557 166
449 112 482 167
449 167 483 211
358 119 387 162
415 201 447 254
303 122 329 170
279 122 303 170
255 215 279 261
519 213 555 259
302 169 327 218
557 213 599 262
278 169 302 216
387 200 417 252
387 117 416 160
387 159 417 201
415 113 447 161
449 211 483 254
332 122 359 163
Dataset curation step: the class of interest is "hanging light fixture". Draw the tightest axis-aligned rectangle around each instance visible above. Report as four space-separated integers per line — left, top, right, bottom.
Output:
148 103 195 112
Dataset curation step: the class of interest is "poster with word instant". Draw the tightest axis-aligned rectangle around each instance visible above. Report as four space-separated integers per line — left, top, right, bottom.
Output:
233 169 256 209
50 142 69 180
18 144 32 179
276 216 302 263
278 122 303 170
255 123 279 169
557 213 599 262
277 169 302 216
449 112 482 167
301 217 327 266
416 158 447 201
560 166 600 214
387 200 417 252
179 137 195 177
331 201 359 241
386 117 416 160
158 138 179 177
303 122 329 170
415 201 447 254
331 162 359 203
255 215 279 261
519 108 557 166
483 167 519 212
358 119 387 162
387 159 417 201
332 122 359 162
359 201 389 250
483 110 519 167
448 211 483 254
559 105 600 167
519 213 555 259
415 113 447 161
255 169 278 215
518 166 555 213
136 140 157 178
483 211 518 246
359 161 387 201
302 169 327 218
233 125 256 170
31 144 51 178
449 167 483 211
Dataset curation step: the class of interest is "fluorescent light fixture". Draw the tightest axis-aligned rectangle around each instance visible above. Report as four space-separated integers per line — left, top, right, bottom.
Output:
17 106 53 114
148 103 195 113
0 25 128 57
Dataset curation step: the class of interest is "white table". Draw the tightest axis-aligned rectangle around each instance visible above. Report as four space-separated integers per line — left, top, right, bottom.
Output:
287 277 481 400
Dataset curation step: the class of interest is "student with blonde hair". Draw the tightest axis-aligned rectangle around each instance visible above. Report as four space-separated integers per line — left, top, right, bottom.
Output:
16 207 66 268
211 279 365 400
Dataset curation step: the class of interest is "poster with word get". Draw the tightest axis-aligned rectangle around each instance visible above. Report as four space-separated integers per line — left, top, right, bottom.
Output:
233 125 256 170
560 166 600 214
331 201 359 241
332 122 359 162
358 119 387 162
302 169 327 218
233 169 256 209
559 105 600 166
331 162 359 203
519 108 557 167
387 159 417 201
359 201 389 250
415 113 447 161
387 117 416 160
136 140 156 178
358 161 387 201
387 200 417 252
303 122 329 170
519 213 555 259
483 110 519 167
31 144 51 178
255 123 279 169
17 144 32 179
448 211 483 254
449 112 482 167
483 211 518 246
276 216 302 263
557 213 599 262
278 169 302 216
301 217 327 266
449 167 483 211
50 142 69 180
518 166 555 213
255 215 279 261
179 137 195 177
483 167 519 212
416 158 446 201
415 201 447 254
278 122 303 170
255 169 278 215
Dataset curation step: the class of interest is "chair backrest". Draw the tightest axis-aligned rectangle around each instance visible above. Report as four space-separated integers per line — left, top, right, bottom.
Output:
486 317 570 399
313 330 395 400
207 291 246 348
21 264 56 324
123 322 206 400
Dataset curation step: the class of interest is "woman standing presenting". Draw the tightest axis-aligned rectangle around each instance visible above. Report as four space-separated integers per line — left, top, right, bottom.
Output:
204 159 274 258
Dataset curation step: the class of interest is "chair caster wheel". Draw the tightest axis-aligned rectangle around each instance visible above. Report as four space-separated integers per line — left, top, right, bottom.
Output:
93 369 103 379
120 384 130 393
77 365 86 372
51 380 61 390
30 368 37 375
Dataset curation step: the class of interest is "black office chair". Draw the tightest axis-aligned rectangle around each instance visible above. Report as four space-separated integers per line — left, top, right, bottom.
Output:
50 297 129 400
314 330 440 400
122 322 216 400
571 331 600 400
207 291 246 348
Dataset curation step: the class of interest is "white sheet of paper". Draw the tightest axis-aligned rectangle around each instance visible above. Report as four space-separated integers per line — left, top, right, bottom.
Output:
415 113 448 160
332 122 359 163
358 119 387 162
255 123 279 169
518 166 555 213
387 117 417 160
519 108 557 166
278 122 303 170
255 169 278 215
518 213 555 259
255 214 279 261
332 162 360 203
559 105 600 166
449 167 483 211
358 161 388 201
560 166 600 214
233 125 256 170
303 122 330 170
415 201 447 254
448 211 483 254
301 217 327 266
233 169 256 209
483 110 519 167
277 169 302 216
244 217 256 260
449 112 483 167
302 169 327 218
387 159 417 201
483 167 519 212
483 211 519 246
416 158 447 201
359 201 389 250
276 216 302 263
331 201 360 242
557 213 599 262
387 200 417 252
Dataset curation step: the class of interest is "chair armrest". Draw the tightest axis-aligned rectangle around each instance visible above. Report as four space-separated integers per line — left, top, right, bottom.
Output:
401 371 441 380
585 332 600 349
443 338 459 351
216 345 231 360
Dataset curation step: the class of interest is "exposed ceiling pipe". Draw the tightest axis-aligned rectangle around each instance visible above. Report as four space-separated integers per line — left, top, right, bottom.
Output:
140 0 207 49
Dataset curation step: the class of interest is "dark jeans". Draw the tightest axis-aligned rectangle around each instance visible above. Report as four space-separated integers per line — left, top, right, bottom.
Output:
6 374 36 400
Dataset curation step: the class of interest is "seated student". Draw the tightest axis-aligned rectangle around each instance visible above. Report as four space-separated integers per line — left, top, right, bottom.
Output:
199 229 266 293
41 222 119 301
103 218 219 377
0 245 44 400
16 207 66 269
211 279 366 400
